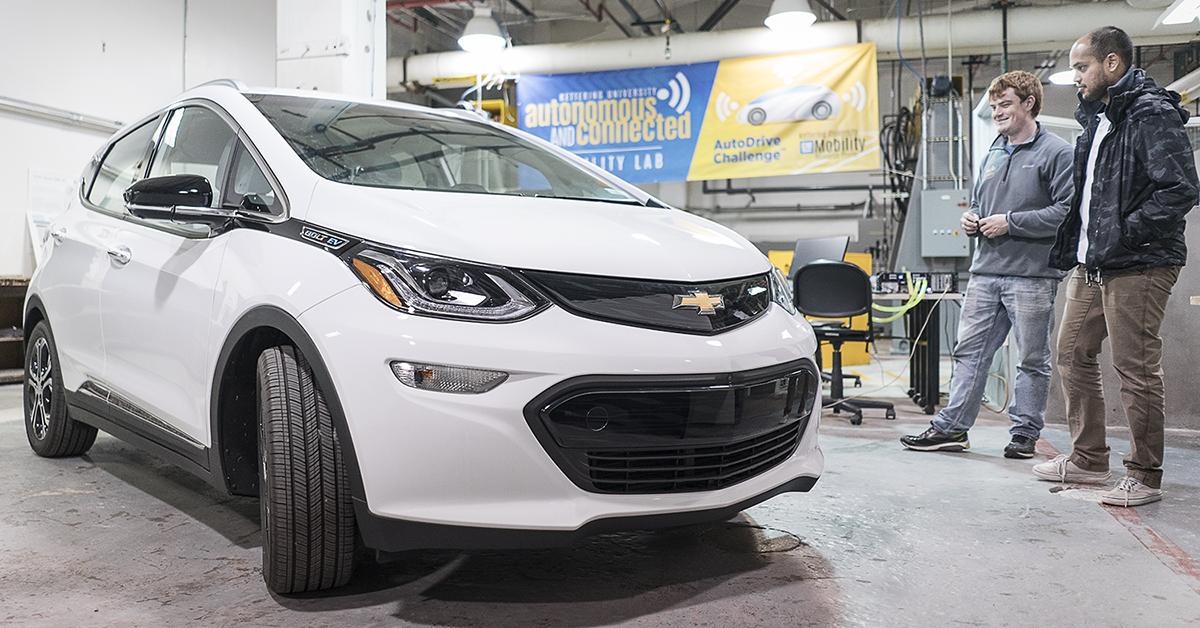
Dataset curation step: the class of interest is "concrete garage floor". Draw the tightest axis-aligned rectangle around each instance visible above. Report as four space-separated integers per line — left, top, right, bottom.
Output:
3 380 1200 628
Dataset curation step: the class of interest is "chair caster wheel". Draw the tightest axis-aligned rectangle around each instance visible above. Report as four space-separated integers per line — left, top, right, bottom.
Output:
886 409 896 420
850 414 863 425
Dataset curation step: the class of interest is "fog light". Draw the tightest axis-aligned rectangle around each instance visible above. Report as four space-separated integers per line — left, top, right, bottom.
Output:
390 361 508 394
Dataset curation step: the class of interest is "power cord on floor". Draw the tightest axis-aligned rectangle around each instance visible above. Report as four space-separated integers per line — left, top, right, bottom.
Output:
935 290 1011 415
982 372 1009 414
819 280 951 410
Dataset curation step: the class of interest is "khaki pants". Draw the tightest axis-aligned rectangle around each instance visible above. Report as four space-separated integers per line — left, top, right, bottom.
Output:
1056 265 1179 489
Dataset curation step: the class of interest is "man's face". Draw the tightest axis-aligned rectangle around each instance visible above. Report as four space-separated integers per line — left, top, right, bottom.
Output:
989 87 1035 139
1069 38 1120 102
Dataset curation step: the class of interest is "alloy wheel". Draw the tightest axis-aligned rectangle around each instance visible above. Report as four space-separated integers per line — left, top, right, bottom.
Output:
26 336 53 441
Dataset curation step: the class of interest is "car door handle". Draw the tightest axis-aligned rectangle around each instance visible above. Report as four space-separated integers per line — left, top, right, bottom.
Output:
50 228 65 245
107 245 132 266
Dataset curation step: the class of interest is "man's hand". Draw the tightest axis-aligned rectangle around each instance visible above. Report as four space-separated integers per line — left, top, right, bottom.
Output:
977 214 1009 238
961 211 980 235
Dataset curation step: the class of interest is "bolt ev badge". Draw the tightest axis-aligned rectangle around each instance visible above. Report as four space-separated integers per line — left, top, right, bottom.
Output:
673 291 724 315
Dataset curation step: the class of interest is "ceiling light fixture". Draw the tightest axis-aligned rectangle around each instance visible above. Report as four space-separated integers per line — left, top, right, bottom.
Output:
1157 0 1200 25
458 7 507 54
764 0 817 32
1048 70 1075 85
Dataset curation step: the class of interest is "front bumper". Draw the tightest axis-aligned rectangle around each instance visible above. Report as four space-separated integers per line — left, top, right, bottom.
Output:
298 284 823 549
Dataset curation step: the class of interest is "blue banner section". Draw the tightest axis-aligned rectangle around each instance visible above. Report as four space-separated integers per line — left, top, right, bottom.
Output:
517 63 719 183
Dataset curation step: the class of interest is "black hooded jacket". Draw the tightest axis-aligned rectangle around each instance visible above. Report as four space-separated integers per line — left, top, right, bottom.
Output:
1048 68 1199 274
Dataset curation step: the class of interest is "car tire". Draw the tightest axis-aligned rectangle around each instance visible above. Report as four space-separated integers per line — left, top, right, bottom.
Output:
257 345 356 594
747 108 767 125
812 101 832 120
24 321 98 457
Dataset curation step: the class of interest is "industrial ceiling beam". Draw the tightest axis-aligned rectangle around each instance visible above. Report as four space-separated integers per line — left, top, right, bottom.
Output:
811 0 846 21
614 0 657 36
699 0 742 31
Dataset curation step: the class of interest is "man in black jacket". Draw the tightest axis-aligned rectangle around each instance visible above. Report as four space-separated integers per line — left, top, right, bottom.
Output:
1034 26 1198 506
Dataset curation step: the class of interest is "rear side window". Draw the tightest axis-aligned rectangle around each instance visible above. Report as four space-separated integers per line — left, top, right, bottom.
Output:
87 117 161 211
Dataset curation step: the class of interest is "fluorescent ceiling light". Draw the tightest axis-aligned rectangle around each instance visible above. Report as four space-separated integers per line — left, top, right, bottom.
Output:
458 7 506 54
1157 0 1200 26
765 0 817 32
1048 70 1075 85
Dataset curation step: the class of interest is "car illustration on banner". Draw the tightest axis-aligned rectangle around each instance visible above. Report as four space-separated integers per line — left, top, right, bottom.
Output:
736 84 842 125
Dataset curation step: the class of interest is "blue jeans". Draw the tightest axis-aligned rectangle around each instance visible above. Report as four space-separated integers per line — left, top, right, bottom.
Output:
930 274 1059 439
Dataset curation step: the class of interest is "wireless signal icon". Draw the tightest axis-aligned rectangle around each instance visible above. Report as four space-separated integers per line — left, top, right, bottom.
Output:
772 62 804 85
841 81 868 112
714 92 739 122
655 72 691 114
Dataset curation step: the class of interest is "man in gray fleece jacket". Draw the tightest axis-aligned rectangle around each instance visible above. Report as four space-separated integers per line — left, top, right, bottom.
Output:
902 71 1073 458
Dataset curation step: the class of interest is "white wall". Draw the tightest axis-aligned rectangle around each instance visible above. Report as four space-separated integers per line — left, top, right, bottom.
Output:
277 0 385 97
0 0 275 278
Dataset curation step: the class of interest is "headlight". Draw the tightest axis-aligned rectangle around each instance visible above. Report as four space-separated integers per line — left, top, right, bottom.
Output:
347 245 549 322
770 267 797 315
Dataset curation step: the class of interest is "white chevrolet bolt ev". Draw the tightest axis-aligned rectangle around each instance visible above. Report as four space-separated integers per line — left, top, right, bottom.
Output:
23 80 823 593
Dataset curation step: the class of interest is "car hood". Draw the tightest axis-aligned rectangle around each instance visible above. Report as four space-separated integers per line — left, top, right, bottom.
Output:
303 182 769 281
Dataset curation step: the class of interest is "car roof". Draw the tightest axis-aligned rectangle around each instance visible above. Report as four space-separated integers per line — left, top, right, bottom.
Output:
174 79 483 122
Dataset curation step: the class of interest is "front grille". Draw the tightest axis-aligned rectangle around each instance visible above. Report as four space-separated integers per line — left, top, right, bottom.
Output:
523 359 818 495
587 422 802 493
520 269 771 335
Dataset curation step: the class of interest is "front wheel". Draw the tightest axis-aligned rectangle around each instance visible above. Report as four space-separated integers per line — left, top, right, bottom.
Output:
257 345 356 593
24 321 97 457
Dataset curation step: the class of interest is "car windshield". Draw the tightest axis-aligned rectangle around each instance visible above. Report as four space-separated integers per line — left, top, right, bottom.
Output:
248 94 639 203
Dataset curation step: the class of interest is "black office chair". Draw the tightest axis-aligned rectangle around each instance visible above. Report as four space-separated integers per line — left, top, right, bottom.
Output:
788 236 860 389
793 260 896 425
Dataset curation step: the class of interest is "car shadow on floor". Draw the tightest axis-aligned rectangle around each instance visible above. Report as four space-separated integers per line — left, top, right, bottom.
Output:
74 430 845 627
277 515 844 626
81 433 263 549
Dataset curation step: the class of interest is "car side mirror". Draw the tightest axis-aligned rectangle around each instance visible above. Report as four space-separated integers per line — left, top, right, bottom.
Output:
124 174 230 224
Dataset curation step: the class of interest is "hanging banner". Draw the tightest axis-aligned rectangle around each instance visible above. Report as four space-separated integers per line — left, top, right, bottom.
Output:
517 63 719 183
690 43 880 180
516 43 879 183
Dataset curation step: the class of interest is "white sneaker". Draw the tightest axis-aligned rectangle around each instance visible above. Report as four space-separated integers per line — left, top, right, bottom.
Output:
1101 476 1163 507
1032 454 1112 484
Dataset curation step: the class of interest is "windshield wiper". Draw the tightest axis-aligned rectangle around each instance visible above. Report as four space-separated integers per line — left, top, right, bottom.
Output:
528 194 642 205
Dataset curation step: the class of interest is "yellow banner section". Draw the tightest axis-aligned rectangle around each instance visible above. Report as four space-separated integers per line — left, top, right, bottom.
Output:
688 43 880 180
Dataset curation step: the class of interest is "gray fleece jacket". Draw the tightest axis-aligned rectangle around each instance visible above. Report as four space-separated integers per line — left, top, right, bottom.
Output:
968 123 1073 279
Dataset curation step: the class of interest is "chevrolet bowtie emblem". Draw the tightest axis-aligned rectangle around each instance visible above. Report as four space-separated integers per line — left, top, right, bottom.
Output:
673 291 724 315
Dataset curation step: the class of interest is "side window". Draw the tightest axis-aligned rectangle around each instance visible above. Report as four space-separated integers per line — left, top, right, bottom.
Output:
87 117 161 211
224 141 283 216
149 107 238 207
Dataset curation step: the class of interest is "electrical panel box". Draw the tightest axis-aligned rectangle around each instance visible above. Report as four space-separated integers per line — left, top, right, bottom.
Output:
921 190 971 258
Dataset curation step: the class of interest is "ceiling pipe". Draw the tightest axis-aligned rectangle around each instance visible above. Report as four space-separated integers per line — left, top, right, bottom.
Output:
1000 0 1009 73
392 0 1200 87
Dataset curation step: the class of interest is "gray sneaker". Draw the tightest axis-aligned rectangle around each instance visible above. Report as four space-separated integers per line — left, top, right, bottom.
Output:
1032 454 1112 484
1101 476 1163 507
